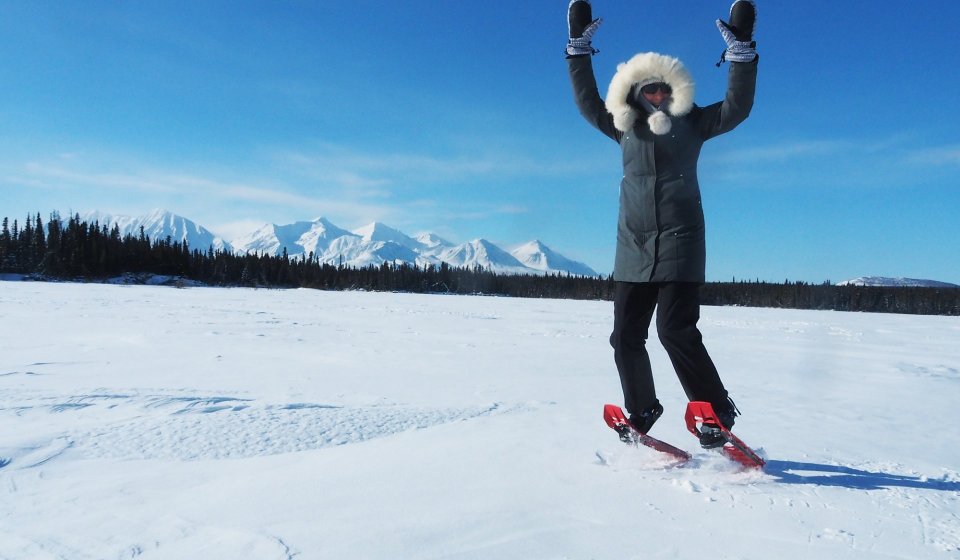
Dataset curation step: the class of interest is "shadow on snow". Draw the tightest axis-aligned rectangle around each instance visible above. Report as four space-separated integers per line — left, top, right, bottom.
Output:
765 460 960 492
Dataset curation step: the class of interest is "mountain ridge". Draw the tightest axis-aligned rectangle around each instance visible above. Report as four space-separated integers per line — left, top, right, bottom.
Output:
82 209 600 277
837 276 960 288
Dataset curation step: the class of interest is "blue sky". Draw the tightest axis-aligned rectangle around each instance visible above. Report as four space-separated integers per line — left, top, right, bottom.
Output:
2 1 959 283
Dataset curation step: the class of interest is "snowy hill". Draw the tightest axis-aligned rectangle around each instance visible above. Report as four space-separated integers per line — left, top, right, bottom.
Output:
413 232 454 264
231 217 359 259
353 222 422 251
81 209 232 253
1 282 958 559
414 232 453 251
511 240 599 276
838 276 960 288
437 238 531 274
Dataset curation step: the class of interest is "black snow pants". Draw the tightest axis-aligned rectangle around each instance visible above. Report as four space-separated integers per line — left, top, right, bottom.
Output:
610 281 729 415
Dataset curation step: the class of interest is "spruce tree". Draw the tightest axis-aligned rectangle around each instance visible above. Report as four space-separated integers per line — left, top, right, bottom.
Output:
0 217 11 272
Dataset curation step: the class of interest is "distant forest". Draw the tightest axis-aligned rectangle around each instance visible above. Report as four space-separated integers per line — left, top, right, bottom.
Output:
2 212 958 316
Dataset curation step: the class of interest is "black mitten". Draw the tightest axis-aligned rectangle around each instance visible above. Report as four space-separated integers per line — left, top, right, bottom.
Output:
568 0 593 38
716 0 757 65
724 0 756 42
566 1 602 57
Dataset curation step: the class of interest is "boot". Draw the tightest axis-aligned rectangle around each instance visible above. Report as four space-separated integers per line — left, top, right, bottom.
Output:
698 398 739 449
629 401 664 435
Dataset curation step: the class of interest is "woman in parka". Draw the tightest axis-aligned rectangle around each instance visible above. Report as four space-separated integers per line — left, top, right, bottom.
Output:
565 0 759 447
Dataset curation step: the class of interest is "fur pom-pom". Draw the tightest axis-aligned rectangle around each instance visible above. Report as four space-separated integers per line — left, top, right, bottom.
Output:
647 111 672 135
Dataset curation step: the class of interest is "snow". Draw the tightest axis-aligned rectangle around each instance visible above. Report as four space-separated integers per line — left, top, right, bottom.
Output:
80 209 597 275
352 222 422 251
437 239 532 274
81 209 233 253
511 240 599 276
839 276 960 288
1 281 959 559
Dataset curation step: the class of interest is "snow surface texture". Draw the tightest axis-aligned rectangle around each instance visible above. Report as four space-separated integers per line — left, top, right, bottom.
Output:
1 282 959 559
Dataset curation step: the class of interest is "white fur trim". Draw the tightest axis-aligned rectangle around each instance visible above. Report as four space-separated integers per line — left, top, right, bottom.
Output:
647 111 672 135
605 52 696 133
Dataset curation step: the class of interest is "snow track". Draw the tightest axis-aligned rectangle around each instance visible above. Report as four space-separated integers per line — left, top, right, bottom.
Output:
1 391 507 463
79 396 504 461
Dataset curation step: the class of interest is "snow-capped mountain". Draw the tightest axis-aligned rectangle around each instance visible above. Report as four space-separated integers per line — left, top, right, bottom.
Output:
80 209 232 253
838 277 960 288
231 218 421 269
437 239 532 275
231 218 356 258
231 217 598 276
412 232 454 264
354 222 422 251
76 210 599 276
511 240 598 277
414 232 453 251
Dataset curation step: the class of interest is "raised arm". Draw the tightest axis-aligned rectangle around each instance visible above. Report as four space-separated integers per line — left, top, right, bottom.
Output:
700 0 759 140
565 1 622 143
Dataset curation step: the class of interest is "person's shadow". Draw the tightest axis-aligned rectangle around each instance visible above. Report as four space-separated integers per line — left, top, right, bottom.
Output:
764 460 960 491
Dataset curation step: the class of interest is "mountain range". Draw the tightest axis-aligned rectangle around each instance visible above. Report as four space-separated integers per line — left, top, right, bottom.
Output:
80 210 599 277
836 277 960 288
75 211 959 286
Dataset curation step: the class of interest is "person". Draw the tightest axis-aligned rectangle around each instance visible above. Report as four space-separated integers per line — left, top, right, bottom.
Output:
565 0 759 448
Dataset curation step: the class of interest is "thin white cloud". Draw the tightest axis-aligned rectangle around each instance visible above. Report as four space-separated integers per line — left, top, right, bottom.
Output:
699 134 960 190
9 160 325 208
1 143 586 250
17 162 179 194
1 153 404 229
905 145 960 166
708 135 922 165
713 140 857 164
429 203 529 223
270 142 593 188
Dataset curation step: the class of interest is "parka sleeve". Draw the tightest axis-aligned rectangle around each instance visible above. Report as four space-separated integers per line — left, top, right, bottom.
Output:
567 56 623 143
698 59 758 140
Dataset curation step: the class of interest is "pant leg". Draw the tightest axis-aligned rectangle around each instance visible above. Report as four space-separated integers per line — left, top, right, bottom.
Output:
609 281 659 415
655 282 730 408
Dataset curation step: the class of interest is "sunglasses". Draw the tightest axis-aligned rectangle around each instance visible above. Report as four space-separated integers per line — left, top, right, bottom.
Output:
640 82 672 95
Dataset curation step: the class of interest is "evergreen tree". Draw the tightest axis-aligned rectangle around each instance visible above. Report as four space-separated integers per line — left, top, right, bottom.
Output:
0 217 11 271
2 210 958 316
30 213 46 272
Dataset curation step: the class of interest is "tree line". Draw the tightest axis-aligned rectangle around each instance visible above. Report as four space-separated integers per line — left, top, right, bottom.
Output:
1 212 957 316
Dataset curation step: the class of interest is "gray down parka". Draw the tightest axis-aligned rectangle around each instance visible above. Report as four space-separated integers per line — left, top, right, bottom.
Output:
568 52 757 283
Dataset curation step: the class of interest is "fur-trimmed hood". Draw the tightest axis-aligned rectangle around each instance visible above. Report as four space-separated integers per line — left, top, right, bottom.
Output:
605 52 696 135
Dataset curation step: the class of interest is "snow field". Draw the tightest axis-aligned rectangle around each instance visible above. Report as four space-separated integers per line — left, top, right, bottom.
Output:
1 281 959 559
